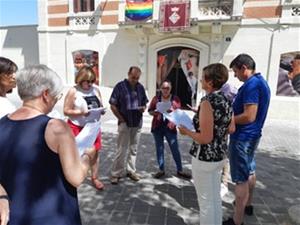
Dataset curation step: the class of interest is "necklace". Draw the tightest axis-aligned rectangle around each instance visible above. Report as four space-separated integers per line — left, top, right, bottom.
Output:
22 104 44 114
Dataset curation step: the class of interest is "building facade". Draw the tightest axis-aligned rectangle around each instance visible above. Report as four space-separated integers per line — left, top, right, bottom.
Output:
1 0 300 118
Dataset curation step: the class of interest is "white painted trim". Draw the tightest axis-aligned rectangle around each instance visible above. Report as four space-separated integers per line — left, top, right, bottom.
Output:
49 10 118 19
148 38 209 101
38 24 119 32
241 17 300 25
241 18 280 25
48 0 68 6
48 13 68 18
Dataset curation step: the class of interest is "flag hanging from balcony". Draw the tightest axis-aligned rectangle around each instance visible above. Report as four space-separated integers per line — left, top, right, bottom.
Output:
159 0 190 32
125 0 153 22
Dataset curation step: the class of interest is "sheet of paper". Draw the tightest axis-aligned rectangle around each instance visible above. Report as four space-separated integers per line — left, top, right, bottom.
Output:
156 101 172 114
75 122 101 156
163 109 194 131
87 107 106 122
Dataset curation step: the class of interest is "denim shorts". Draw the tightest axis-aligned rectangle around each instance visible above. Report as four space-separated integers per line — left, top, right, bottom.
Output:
229 138 260 183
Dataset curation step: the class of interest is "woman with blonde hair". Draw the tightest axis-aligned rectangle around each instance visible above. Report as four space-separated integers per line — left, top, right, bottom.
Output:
64 65 105 190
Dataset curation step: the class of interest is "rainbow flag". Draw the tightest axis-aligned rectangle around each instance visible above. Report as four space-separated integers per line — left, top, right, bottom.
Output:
125 0 153 21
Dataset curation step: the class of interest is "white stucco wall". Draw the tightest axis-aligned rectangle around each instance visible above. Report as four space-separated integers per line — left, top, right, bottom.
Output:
1 22 298 120
0 25 39 68
223 26 300 120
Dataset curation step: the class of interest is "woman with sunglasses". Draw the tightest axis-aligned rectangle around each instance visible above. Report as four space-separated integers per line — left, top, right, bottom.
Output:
0 57 18 119
148 80 191 179
0 65 97 225
64 65 105 190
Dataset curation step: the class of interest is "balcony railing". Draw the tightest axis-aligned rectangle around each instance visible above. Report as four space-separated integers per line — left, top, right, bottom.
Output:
118 0 242 26
198 0 233 20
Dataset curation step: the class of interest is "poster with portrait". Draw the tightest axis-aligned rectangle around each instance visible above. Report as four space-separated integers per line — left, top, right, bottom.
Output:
156 47 199 109
276 51 300 96
72 50 100 85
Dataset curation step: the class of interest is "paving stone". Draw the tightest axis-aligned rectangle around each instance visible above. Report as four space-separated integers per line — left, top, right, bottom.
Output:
78 118 300 225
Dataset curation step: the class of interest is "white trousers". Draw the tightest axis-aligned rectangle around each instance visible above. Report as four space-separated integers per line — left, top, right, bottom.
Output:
111 123 141 177
192 157 226 225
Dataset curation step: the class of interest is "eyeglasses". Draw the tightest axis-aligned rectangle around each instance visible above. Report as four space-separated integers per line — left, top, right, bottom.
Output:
161 87 170 90
54 93 63 101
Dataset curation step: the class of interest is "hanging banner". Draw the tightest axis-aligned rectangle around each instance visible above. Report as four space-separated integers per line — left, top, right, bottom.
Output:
125 0 153 22
159 0 190 32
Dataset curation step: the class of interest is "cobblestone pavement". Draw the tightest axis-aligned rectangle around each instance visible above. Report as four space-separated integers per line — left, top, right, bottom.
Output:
78 116 300 225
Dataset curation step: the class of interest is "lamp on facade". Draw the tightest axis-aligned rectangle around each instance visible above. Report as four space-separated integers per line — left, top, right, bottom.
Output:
190 18 198 26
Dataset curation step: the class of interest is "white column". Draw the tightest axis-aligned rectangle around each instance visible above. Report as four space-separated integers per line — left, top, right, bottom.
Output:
153 0 160 21
138 36 147 80
37 0 48 29
118 0 126 24
37 0 49 65
69 0 74 14
232 0 243 17
190 0 199 19
210 23 223 63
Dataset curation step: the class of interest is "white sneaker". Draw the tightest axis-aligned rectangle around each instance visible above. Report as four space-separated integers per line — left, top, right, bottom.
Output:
221 183 228 198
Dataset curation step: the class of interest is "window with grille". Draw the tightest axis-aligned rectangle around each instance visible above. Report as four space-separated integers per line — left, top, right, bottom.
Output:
73 0 95 13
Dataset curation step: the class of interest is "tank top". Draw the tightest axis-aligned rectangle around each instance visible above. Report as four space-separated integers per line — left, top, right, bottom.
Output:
69 85 102 127
0 115 81 225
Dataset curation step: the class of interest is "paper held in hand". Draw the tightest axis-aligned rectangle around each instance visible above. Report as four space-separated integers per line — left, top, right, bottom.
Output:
163 109 194 131
87 107 106 122
75 122 101 156
156 101 172 113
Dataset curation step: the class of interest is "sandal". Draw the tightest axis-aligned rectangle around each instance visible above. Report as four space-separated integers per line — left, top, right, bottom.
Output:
92 177 104 190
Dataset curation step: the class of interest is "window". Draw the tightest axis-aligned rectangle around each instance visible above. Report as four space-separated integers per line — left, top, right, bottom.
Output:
73 0 94 13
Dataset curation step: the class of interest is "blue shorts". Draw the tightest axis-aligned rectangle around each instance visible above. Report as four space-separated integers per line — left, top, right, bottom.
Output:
229 138 260 183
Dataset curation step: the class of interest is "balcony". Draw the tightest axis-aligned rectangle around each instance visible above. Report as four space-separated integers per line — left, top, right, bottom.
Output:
118 0 243 27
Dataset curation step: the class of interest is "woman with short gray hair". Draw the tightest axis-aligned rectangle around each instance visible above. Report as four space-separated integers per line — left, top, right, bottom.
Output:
0 65 97 225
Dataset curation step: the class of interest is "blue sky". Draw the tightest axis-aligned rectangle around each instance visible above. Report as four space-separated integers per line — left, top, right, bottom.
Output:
0 0 37 26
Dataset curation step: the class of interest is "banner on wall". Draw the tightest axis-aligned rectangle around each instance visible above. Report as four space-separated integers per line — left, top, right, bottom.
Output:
276 51 300 96
125 0 153 22
159 0 190 32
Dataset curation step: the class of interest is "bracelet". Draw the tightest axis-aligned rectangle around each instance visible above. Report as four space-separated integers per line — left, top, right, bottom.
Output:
0 195 9 201
82 153 92 162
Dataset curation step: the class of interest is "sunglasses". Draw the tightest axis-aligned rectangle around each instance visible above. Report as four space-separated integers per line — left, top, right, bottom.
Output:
161 87 170 90
81 80 94 84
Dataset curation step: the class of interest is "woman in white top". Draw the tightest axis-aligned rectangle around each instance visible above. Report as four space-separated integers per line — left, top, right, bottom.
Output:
64 66 105 190
0 57 18 119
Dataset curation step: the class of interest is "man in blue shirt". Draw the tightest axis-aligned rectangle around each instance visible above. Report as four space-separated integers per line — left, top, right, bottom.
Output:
223 54 270 225
109 66 148 184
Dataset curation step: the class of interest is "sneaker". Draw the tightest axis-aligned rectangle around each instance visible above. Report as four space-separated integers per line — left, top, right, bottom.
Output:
177 171 192 179
110 176 119 185
222 218 244 225
127 172 140 181
153 171 165 179
233 201 254 216
221 183 228 198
